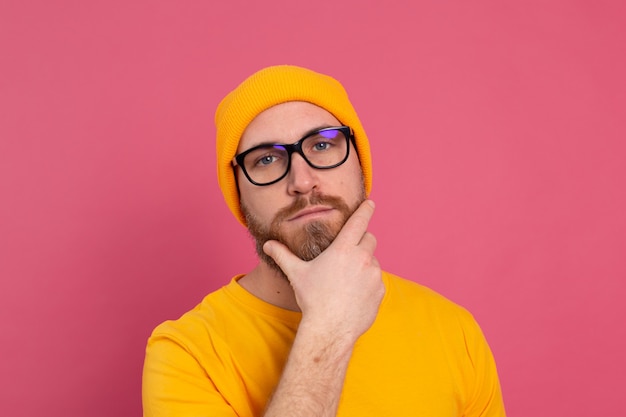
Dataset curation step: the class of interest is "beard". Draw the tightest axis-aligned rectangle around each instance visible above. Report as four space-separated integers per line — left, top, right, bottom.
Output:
242 188 365 278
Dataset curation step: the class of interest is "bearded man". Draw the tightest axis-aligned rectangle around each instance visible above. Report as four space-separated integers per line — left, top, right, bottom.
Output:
142 65 506 417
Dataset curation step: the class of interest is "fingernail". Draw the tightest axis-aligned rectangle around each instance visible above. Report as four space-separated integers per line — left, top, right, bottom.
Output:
262 241 272 254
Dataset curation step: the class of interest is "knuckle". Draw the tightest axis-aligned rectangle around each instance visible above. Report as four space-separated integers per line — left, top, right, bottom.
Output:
364 231 377 246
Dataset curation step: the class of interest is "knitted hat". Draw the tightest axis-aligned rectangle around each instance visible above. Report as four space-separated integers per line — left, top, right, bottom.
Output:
215 65 372 226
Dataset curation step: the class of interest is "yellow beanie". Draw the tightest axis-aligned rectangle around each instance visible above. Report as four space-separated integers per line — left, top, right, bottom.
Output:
215 65 372 226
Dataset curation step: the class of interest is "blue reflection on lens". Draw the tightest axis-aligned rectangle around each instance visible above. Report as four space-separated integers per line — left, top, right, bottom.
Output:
319 129 339 138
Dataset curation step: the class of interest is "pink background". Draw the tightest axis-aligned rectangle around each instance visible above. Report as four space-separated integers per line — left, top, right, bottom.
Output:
1 1 625 416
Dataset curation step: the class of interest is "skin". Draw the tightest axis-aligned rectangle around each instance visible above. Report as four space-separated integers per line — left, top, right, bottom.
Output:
235 101 385 416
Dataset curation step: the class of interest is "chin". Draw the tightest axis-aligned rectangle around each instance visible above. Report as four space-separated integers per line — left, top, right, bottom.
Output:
285 218 342 261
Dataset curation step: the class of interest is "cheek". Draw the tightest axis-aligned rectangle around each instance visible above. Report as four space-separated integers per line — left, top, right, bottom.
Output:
340 159 366 201
239 184 276 225
238 177 258 215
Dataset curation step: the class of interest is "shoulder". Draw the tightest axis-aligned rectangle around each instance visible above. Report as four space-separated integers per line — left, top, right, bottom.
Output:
380 271 481 332
382 271 471 313
147 286 229 349
147 276 300 351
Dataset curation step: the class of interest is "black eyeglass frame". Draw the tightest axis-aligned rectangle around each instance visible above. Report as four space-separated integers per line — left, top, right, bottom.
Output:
232 126 354 186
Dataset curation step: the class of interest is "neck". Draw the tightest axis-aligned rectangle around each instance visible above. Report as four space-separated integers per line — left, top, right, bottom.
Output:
238 261 300 311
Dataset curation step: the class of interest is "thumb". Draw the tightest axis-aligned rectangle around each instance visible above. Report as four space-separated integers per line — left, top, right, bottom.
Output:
263 240 302 277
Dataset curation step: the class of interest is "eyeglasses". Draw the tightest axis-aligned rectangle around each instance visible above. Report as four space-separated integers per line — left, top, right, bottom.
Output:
232 126 353 186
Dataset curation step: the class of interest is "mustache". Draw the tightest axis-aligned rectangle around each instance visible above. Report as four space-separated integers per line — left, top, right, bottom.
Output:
273 193 349 225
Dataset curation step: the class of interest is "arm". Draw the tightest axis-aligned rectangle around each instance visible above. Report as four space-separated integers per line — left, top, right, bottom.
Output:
262 200 385 417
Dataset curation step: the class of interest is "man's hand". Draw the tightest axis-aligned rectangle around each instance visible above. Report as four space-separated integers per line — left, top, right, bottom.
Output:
261 200 384 417
263 199 385 343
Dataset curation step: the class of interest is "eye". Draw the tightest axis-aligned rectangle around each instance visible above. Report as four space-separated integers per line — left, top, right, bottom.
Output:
255 154 280 166
307 137 336 153
313 141 331 151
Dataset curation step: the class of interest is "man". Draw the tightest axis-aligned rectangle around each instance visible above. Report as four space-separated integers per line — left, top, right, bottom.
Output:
142 65 506 416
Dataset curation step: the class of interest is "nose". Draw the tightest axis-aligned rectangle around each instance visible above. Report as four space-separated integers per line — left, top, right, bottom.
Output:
286 153 319 195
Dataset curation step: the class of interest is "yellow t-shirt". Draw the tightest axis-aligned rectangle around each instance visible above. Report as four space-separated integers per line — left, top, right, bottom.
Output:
143 272 505 416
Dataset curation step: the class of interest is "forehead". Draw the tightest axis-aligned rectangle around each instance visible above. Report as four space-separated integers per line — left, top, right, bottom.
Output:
238 101 342 151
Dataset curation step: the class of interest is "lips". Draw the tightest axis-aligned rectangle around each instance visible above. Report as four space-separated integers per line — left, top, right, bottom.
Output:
288 206 335 222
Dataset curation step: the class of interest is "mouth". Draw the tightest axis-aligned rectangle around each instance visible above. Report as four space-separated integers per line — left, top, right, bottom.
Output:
288 206 335 222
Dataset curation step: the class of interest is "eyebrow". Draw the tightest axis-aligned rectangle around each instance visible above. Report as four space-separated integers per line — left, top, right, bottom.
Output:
249 124 337 148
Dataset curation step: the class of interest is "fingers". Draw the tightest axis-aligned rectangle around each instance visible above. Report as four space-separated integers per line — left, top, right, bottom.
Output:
359 231 377 254
333 200 376 247
263 240 300 276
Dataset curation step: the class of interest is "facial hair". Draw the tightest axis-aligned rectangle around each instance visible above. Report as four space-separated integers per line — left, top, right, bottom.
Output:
243 190 365 278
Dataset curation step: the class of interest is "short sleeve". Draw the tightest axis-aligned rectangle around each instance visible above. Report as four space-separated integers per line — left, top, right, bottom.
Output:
462 315 506 417
142 331 239 417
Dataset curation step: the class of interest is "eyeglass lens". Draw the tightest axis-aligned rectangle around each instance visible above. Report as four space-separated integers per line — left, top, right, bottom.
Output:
241 128 349 185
